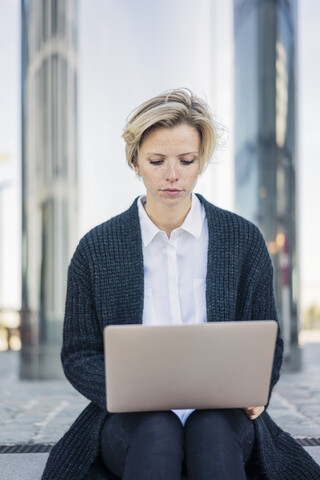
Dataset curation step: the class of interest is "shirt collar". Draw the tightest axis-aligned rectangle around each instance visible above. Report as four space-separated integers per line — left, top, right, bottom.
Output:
137 193 205 247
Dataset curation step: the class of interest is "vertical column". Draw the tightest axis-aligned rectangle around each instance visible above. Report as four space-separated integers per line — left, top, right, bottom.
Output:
21 0 78 379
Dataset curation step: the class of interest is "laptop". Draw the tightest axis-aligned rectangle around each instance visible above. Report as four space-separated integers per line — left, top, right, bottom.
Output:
103 320 278 413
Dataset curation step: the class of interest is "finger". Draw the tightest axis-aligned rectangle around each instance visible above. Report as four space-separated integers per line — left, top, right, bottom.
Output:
246 406 264 413
243 406 264 420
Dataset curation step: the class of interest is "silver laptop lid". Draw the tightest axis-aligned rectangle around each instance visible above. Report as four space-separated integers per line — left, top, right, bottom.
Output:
104 320 278 413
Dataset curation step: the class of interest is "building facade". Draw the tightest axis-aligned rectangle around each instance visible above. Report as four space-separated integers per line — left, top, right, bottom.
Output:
234 0 299 367
21 0 78 378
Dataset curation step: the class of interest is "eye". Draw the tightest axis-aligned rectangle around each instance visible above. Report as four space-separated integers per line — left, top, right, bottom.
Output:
180 159 195 165
149 159 164 165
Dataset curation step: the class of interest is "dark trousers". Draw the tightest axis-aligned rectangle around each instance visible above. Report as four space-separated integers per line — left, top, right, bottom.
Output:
100 409 255 480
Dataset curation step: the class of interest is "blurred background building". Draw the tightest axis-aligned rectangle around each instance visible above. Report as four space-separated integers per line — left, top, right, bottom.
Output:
20 0 78 378
234 0 299 367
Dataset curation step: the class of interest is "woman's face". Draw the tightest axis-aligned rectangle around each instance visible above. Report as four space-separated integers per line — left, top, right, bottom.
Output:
135 123 201 211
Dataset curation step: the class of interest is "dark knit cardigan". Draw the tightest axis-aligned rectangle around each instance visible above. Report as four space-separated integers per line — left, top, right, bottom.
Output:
42 195 320 480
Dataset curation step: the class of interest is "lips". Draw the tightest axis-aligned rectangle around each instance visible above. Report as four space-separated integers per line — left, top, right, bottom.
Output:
161 189 182 196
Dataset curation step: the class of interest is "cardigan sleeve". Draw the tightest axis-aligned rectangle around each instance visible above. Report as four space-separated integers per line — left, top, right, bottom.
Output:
61 261 106 410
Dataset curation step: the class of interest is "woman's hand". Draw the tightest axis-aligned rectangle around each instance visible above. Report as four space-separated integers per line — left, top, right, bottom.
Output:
243 406 265 420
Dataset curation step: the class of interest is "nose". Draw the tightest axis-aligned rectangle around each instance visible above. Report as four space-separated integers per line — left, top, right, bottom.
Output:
166 161 179 182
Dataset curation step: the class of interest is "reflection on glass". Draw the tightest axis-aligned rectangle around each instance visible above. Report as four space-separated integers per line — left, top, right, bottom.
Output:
234 0 299 366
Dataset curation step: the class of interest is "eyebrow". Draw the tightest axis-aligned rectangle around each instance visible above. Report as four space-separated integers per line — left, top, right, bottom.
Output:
144 151 199 157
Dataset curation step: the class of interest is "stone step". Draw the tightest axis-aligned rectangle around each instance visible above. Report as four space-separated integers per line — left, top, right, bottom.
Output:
0 447 319 480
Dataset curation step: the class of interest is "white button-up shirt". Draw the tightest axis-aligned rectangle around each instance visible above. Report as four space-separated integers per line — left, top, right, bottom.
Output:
137 193 209 424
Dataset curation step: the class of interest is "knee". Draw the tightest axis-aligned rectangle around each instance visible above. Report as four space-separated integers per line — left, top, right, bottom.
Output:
185 409 249 441
136 411 183 437
133 411 184 451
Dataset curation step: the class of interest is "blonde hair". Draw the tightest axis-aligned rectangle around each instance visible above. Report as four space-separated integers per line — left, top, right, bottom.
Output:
122 89 218 173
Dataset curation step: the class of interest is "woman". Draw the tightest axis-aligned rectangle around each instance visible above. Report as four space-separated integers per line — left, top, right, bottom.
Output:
42 89 320 479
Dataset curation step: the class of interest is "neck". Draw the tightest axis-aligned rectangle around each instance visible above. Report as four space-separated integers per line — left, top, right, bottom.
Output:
144 195 192 237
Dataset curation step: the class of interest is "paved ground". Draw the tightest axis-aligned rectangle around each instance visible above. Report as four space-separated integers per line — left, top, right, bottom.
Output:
0 333 320 479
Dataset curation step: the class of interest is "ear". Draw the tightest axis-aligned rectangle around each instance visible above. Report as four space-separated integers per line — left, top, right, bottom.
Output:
133 156 140 175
